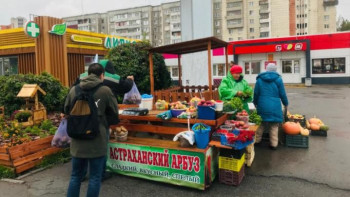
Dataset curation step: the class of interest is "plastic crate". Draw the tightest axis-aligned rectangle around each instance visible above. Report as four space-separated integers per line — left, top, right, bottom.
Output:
287 115 306 128
219 165 245 186
285 134 309 148
220 148 245 159
310 130 327 137
219 153 245 172
220 134 254 150
197 105 216 120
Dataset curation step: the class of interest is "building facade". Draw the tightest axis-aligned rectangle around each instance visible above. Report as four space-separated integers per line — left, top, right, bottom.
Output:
10 17 27 28
213 0 338 41
63 1 181 46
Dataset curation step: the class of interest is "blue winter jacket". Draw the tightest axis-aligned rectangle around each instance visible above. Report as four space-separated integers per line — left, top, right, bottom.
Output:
253 71 289 123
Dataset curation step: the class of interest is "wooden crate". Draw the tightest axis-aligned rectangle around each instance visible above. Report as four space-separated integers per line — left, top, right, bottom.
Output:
0 136 61 174
245 150 255 167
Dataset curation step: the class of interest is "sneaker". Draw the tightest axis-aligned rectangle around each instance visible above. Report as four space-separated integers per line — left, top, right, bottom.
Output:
269 145 277 150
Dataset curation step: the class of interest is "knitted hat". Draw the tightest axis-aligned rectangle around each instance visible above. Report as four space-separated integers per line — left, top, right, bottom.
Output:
266 63 277 71
230 65 243 74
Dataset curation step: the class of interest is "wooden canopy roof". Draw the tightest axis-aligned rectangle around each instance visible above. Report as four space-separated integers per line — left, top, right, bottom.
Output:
149 37 228 55
17 84 46 98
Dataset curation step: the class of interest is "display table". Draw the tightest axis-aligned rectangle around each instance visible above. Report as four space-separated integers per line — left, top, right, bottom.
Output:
107 110 228 190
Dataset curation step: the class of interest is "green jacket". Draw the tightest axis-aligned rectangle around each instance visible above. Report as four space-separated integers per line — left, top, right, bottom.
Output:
64 74 119 158
218 72 253 112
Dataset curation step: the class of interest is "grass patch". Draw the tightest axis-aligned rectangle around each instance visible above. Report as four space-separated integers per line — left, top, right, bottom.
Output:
0 165 16 179
37 148 71 168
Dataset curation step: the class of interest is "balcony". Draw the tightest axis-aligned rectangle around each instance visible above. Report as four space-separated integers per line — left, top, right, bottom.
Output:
259 0 268 5
171 27 181 31
171 35 181 40
226 6 242 11
260 18 269 23
260 27 269 32
226 15 243 20
323 0 338 6
227 23 243 28
259 7 270 14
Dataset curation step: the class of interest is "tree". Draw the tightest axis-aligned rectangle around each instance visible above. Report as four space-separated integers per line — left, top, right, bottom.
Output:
337 16 350 31
106 41 172 94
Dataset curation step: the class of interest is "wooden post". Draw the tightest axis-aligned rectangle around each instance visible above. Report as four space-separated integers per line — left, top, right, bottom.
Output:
149 53 154 96
225 46 229 74
178 55 182 87
35 94 39 110
207 41 212 100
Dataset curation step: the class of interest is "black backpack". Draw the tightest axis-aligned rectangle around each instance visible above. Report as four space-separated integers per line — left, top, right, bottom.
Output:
67 84 102 140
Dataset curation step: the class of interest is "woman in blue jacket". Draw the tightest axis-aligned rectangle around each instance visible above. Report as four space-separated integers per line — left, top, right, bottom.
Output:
253 63 288 149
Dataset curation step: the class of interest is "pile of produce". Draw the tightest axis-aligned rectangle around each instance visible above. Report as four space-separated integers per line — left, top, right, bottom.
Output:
198 100 215 107
306 116 329 132
242 89 253 99
283 121 310 136
224 130 255 144
155 99 169 110
169 101 187 110
223 97 243 113
225 120 249 130
287 113 304 121
186 106 197 113
111 126 128 141
190 96 201 107
249 110 262 125
236 110 249 123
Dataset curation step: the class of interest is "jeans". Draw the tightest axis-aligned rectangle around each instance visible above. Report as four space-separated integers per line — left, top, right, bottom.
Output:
67 156 105 197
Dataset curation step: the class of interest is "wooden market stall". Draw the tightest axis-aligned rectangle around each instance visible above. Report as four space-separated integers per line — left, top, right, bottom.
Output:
148 37 229 101
107 37 258 189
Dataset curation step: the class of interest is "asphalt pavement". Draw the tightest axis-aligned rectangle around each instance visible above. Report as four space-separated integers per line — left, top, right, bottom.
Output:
1 85 350 197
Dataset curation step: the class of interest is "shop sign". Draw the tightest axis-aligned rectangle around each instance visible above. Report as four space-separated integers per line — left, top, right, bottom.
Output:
71 34 103 45
49 23 67 36
25 21 40 38
107 142 216 190
104 36 137 49
275 45 282 52
276 43 305 52
295 43 303 50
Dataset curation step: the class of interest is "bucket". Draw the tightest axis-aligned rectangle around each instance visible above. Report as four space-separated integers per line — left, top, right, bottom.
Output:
140 97 153 110
215 100 223 111
192 123 211 149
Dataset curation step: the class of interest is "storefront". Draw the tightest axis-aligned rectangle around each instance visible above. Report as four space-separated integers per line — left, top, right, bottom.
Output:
0 16 138 86
165 32 350 85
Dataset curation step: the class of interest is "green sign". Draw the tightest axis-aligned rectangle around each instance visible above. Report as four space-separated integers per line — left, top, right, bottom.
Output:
25 21 40 38
107 143 217 190
104 36 137 49
49 23 67 35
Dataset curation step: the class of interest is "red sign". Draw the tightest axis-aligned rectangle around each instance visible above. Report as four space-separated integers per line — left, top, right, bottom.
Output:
234 42 307 54
264 61 277 70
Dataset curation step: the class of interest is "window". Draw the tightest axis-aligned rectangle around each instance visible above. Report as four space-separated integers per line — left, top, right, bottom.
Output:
227 10 241 16
260 13 269 19
250 19 254 24
250 36 255 39
214 12 221 17
229 38 234 41
229 29 234 34
214 2 221 9
261 22 269 28
249 10 254 15
312 58 346 74
324 24 329 29
168 66 179 78
216 29 221 34
101 19 104 23
227 19 241 25
0 57 18 76
324 15 329 21
324 6 329 12
249 2 254 7
213 64 226 77
143 20 149 25
282 60 300 74
250 28 254 33
260 32 269 37
215 20 221 26
244 61 261 75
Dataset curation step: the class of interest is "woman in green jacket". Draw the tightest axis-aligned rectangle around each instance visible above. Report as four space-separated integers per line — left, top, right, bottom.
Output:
219 65 253 112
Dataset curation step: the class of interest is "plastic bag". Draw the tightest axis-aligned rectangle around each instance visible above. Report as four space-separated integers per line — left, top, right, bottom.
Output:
156 110 172 120
123 82 141 104
52 119 71 148
173 131 195 145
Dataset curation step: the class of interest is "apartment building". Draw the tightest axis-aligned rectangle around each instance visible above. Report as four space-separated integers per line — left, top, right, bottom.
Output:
63 13 105 33
10 17 27 28
213 0 338 41
63 1 181 46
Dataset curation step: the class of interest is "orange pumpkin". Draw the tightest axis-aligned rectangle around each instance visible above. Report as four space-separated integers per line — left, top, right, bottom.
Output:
309 117 321 125
310 124 320 131
283 122 301 135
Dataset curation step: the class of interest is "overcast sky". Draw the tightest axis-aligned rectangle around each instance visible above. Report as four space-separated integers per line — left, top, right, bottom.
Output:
0 0 349 25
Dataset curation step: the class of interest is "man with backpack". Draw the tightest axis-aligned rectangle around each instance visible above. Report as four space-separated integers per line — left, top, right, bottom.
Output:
64 63 119 197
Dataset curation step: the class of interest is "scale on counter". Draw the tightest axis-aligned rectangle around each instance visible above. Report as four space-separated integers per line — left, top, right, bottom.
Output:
121 108 149 116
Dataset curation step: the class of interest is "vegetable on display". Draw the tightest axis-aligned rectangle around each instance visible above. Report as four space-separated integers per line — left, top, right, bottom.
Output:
223 97 243 112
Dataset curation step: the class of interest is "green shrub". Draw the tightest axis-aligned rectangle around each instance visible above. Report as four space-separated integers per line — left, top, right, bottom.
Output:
0 72 68 115
0 165 16 179
14 111 32 122
106 41 172 94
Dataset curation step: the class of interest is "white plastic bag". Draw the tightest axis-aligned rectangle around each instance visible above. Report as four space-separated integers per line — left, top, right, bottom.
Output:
173 131 195 145
123 82 141 104
52 119 71 148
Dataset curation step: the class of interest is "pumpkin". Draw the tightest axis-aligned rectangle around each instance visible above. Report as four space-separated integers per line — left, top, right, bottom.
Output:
283 122 301 135
301 129 310 136
309 117 321 125
310 124 320 131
